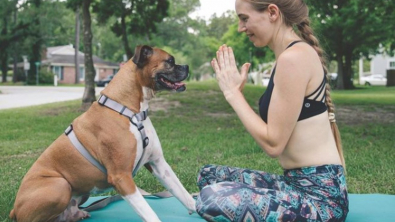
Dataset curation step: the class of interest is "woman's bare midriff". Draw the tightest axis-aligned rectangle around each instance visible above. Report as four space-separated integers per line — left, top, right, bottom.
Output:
278 111 342 170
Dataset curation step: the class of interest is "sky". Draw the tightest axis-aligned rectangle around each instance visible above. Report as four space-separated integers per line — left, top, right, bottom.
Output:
189 0 236 21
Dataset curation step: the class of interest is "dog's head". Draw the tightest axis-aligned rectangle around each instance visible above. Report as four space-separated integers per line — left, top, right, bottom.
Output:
132 45 188 92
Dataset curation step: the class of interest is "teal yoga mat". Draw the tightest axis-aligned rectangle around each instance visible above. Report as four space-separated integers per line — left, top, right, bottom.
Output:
81 194 395 221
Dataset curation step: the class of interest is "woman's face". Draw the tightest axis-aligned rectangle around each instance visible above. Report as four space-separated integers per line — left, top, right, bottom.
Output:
235 0 273 47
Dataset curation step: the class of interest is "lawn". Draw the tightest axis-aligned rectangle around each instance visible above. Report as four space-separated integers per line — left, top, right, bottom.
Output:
0 81 394 221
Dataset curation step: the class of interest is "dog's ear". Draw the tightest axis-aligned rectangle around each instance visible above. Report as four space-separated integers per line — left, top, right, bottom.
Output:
132 45 153 68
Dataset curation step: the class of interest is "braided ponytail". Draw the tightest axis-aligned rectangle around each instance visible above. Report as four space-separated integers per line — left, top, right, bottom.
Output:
297 20 346 170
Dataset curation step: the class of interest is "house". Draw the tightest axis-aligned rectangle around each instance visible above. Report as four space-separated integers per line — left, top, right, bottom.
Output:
41 45 120 84
359 52 395 84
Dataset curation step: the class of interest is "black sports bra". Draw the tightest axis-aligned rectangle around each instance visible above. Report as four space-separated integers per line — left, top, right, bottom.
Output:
259 41 327 123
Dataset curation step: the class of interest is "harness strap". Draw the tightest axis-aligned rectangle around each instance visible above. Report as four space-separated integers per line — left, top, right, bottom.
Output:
98 95 149 148
65 124 144 177
65 125 107 174
98 95 148 120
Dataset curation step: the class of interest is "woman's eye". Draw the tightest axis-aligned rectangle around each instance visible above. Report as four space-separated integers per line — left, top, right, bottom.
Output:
239 17 248 22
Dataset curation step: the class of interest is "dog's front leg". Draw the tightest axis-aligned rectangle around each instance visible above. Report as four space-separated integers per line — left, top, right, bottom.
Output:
150 157 196 214
108 172 161 222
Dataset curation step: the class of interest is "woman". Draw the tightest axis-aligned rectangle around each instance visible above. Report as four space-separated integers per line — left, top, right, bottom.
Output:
195 0 349 221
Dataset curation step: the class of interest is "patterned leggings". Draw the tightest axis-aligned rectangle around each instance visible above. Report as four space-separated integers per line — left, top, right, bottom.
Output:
196 164 348 222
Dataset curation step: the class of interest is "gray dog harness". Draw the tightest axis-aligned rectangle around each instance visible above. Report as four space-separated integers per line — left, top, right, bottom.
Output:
65 95 149 176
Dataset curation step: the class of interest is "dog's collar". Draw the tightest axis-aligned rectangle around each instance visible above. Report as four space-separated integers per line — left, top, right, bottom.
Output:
98 94 149 148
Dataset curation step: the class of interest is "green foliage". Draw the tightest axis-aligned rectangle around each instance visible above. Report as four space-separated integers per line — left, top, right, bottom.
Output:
307 0 395 58
305 0 395 89
222 23 274 70
93 0 170 58
38 69 55 84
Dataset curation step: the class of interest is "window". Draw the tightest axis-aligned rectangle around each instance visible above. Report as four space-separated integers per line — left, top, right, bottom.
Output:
389 61 395 70
79 67 85 80
52 66 63 80
113 68 119 75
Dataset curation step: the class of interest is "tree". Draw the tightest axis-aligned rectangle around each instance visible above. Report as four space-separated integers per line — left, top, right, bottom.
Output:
222 23 273 72
94 0 170 59
66 0 96 108
81 0 96 107
0 0 24 83
153 3 237 79
5 0 76 84
306 0 395 89
74 5 81 84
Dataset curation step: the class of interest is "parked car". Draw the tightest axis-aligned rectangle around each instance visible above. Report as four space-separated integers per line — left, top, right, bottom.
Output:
96 75 114 87
262 76 270 86
329 73 338 81
360 74 387 86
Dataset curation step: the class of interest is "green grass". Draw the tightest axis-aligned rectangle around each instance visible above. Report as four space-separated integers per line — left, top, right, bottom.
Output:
332 86 395 105
1 81 394 220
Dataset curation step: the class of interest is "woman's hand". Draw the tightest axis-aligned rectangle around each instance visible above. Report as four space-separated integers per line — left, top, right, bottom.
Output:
211 45 251 100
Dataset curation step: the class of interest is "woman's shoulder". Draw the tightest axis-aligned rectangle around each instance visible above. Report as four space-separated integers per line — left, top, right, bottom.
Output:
279 42 316 63
276 42 320 77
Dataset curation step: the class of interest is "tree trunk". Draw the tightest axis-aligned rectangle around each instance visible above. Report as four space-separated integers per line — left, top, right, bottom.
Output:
28 0 42 85
12 5 18 83
1 53 8 83
81 0 96 108
1 17 8 83
121 14 133 59
336 55 345 90
74 5 81 84
343 49 355 89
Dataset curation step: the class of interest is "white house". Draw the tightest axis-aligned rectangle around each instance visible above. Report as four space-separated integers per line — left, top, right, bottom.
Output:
359 53 395 84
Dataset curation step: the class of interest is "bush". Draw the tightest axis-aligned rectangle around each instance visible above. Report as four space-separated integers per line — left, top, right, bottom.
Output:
39 69 55 84
26 69 55 85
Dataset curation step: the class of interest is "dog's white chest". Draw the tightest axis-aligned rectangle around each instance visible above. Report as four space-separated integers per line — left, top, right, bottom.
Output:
129 116 161 172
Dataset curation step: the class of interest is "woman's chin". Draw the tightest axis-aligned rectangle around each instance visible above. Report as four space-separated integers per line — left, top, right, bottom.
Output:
252 41 265 48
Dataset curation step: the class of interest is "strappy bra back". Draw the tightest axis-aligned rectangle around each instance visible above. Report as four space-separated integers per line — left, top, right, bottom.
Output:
259 41 327 123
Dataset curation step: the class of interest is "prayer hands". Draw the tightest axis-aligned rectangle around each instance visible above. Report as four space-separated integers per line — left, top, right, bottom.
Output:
211 45 251 100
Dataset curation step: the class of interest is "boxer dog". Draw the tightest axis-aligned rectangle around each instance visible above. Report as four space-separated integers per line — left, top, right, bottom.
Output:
10 45 196 222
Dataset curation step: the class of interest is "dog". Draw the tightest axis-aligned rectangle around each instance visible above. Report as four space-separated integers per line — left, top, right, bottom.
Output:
10 45 196 222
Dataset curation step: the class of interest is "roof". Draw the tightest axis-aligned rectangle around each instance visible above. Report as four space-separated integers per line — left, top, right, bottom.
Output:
42 55 119 68
43 45 119 68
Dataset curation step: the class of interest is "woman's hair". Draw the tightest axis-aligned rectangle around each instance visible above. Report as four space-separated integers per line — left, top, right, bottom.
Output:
246 0 346 169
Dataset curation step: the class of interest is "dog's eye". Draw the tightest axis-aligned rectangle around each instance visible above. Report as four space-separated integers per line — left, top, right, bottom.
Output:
167 57 175 67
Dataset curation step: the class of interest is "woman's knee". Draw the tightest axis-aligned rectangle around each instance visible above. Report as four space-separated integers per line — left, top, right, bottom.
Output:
196 164 217 188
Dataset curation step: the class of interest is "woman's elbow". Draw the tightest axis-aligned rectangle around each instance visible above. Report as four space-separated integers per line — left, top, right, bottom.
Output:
259 142 283 158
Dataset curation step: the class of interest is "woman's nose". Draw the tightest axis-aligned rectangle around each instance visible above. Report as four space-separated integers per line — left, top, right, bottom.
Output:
238 22 246 33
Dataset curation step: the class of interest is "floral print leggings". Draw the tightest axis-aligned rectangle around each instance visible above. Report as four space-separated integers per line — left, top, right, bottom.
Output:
196 164 348 222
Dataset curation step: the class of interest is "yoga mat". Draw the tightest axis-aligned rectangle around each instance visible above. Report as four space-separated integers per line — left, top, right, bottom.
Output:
81 195 203 222
81 194 395 221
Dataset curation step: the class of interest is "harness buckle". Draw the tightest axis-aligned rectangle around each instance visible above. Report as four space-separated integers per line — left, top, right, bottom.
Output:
130 115 138 126
65 124 73 136
98 95 108 106
143 137 149 148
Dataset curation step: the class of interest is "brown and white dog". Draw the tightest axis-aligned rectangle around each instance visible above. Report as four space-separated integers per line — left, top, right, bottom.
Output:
10 45 196 222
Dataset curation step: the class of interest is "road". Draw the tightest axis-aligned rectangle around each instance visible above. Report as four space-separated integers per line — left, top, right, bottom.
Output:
0 86 104 110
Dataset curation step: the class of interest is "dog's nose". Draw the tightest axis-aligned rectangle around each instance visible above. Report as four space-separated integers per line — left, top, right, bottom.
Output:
176 65 189 74
180 65 189 73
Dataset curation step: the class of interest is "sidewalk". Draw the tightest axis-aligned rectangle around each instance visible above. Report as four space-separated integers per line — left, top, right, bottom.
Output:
0 86 104 110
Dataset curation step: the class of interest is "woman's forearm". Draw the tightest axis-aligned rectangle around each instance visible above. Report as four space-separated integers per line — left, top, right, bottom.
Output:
225 90 282 157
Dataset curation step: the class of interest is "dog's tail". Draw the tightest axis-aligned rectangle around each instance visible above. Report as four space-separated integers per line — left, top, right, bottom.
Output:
9 209 16 221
